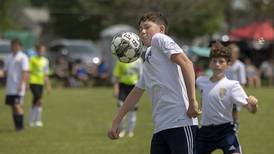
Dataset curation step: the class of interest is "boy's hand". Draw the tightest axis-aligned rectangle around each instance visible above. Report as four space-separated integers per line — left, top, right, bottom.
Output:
247 96 258 113
107 121 120 140
17 85 23 93
187 100 202 118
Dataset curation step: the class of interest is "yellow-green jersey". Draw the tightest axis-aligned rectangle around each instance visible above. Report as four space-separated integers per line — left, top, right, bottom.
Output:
113 59 142 85
29 56 50 85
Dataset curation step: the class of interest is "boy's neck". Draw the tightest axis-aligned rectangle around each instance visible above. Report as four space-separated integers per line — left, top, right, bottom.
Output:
210 73 225 82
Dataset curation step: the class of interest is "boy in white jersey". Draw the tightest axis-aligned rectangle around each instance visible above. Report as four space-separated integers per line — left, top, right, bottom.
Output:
108 12 200 154
196 42 258 154
4 38 29 131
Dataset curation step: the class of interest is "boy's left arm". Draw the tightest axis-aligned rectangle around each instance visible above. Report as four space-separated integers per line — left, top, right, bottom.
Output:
171 53 201 118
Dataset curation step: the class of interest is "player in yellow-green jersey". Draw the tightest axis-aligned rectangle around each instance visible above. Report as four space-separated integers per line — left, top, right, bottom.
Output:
113 59 142 138
28 44 51 127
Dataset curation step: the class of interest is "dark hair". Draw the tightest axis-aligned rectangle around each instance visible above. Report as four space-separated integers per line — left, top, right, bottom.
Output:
138 12 168 32
35 43 45 51
210 41 231 62
11 38 22 46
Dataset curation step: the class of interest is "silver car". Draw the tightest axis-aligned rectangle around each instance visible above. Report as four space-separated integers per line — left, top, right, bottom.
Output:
0 40 11 62
47 39 102 67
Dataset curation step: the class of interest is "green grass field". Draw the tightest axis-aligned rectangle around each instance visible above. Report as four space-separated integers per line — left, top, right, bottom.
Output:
0 87 273 154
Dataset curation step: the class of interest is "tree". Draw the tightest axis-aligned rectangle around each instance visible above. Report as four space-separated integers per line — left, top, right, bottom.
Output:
46 0 225 40
0 0 31 35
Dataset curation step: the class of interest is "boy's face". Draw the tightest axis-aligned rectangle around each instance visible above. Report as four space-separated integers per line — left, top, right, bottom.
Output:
37 46 46 56
139 21 164 46
231 49 239 62
11 43 21 52
209 57 229 73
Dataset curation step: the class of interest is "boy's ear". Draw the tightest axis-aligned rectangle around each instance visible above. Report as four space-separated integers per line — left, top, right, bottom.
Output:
160 25 165 33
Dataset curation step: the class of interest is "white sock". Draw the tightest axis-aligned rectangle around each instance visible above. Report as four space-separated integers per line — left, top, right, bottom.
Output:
29 108 36 123
127 111 136 133
34 106 42 122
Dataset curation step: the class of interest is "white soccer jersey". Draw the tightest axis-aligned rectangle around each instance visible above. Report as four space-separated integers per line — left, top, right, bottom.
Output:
4 51 29 96
136 33 198 133
196 76 248 126
225 60 247 85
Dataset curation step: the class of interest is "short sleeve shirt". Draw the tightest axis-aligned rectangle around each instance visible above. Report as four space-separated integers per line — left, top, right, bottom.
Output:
29 56 49 85
113 59 142 85
225 60 247 85
196 76 248 126
4 51 29 96
136 33 198 133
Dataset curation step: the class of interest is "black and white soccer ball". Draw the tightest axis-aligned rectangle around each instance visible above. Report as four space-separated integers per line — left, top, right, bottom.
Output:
111 32 143 63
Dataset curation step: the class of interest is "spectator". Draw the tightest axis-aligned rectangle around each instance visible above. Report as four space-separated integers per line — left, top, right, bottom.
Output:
54 55 70 88
93 59 109 86
244 57 261 88
72 59 90 87
259 57 274 87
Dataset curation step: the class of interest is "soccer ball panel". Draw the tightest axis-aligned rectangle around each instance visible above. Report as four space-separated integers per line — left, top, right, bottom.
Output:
125 48 137 58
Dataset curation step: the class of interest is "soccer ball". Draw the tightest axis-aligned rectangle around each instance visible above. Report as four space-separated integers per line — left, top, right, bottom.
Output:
111 32 143 63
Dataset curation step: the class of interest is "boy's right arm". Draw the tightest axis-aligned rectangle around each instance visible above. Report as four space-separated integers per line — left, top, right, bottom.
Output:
108 87 144 140
244 95 258 113
171 53 201 118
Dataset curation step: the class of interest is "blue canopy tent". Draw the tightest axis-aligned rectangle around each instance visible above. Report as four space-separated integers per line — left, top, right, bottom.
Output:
190 47 210 57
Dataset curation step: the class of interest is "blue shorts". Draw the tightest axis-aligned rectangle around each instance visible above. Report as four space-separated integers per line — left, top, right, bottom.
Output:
5 95 23 106
197 122 241 154
151 126 198 154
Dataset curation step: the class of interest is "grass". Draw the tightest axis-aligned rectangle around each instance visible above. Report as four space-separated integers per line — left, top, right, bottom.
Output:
0 87 273 154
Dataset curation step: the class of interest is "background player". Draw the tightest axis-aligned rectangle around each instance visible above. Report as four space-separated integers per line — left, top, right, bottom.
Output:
196 42 258 154
113 58 142 137
28 43 51 127
4 38 29 131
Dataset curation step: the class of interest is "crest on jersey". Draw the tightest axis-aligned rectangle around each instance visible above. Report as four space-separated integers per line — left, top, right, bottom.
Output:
219 88 226 98
145 49 152 63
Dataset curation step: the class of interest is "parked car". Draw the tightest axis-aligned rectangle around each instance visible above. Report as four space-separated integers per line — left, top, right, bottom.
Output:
0 40 10 85
0 40 11 62
47 39 102 66
47 39 102 80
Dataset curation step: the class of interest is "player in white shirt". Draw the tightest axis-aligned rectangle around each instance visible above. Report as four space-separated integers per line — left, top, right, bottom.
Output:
108 12 200 154
196 42 258 154
4 38 29 131
225 43 247 130
225 44 246 86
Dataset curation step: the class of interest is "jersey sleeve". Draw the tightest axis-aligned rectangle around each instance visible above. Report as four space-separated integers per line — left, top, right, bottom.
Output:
230 82 248 106
196 76 202 89
135 74 145 90
151 33 183 59
4 56 9 71
44 58 50 75
239 63 247 85
22 54 29 71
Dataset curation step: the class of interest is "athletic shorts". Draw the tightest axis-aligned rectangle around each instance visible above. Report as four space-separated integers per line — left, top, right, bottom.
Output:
151 126 198 154
30 84 44 104
197 122 241 154
117 83 138 111
118 83 135 101
5 95 23 106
